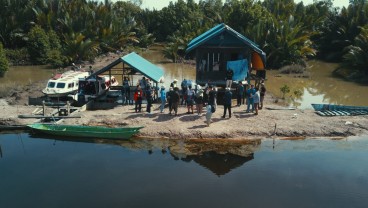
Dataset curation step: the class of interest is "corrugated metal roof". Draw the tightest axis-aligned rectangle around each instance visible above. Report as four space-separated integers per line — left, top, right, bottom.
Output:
186 24 266 65
121 52 164 83
89 52 164 83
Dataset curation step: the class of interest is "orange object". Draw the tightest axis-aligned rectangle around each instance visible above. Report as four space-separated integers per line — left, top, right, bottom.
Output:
251 52 265 70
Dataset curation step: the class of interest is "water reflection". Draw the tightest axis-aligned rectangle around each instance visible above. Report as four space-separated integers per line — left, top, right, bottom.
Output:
181 152 254 176
32 135 260 177
267 60 368 108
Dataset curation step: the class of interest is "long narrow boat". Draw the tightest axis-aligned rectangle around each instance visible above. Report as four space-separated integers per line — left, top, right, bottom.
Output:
311 104 368 116
27 123 143 139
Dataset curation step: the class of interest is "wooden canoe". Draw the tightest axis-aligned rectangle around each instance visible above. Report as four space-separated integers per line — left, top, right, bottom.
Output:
27 123 143 139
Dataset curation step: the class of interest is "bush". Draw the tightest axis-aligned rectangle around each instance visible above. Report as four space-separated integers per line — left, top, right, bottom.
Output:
0 43 9 77
47 49 68 68
5 48 29 65
27 26 50 64
280 84 290 99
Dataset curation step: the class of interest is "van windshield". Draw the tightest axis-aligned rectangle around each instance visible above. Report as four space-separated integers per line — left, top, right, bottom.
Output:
47 82 56 88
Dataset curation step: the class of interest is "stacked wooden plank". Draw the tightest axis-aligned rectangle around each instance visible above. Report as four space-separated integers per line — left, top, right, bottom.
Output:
316 110 368 116
312 104 368 116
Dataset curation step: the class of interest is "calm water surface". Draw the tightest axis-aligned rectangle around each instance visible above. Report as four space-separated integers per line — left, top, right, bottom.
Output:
1 133 367 208
0 65 53 86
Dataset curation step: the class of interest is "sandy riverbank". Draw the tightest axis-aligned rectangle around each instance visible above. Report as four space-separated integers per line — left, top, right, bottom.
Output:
1 95 368 139
1 52 367 139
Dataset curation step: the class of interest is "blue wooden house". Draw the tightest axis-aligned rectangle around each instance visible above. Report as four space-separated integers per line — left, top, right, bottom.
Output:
186 23 266 87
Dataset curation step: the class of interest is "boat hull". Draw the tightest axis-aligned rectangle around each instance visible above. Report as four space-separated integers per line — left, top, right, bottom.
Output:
28 124 143 139
42 91 77 98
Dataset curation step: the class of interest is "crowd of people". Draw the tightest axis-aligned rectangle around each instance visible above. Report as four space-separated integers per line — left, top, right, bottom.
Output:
121 76 266 127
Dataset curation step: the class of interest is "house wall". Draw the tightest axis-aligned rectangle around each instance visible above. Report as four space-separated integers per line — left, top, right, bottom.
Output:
195 47 251 86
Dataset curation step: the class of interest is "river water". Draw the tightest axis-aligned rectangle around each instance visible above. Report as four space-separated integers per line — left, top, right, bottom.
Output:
0 133 367 208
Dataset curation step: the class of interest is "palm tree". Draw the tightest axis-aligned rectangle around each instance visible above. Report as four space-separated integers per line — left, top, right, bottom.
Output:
342 26 368 75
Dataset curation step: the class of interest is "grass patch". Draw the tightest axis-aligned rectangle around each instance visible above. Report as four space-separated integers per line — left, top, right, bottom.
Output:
0 82 22 98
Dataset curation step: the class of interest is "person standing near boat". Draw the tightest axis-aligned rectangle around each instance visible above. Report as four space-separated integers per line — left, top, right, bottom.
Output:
123 76 130 105
159 86 166 113
134 85 143 113
146 85 153 114
139 76 147 95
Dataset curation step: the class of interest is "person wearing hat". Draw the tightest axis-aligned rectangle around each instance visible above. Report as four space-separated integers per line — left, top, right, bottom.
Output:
206 85 217 126
222 87 232 118
159 86 167 113
167 87 174 115
170 79 178 88
171 87 180 116
186 85 195 114
195 85 204 116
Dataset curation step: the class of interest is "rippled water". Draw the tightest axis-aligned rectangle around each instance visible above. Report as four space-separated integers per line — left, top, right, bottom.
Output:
0 133 367 208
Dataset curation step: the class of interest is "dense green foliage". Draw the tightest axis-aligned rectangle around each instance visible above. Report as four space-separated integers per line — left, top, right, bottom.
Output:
0 43 9 77
0 0 367 80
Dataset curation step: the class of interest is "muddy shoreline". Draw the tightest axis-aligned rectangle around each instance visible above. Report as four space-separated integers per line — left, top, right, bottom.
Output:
1 94 367 139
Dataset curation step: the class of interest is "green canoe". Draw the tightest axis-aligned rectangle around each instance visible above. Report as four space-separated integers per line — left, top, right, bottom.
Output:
28 123 143 139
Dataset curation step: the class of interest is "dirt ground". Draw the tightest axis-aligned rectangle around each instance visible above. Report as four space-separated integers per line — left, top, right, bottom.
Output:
2 95 368 139
1 52 368 139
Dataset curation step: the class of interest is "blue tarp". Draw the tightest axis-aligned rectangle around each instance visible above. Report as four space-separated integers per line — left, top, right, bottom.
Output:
226 59 248 81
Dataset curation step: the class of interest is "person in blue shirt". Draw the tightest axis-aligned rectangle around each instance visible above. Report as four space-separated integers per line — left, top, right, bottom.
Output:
246 84 256 113
159 86 166 113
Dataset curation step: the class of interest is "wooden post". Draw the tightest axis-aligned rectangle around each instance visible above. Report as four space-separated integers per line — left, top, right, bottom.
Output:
66 101 70 116
42 101 45 116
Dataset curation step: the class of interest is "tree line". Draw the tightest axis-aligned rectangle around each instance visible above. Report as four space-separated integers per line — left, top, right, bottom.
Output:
0 0 367 82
